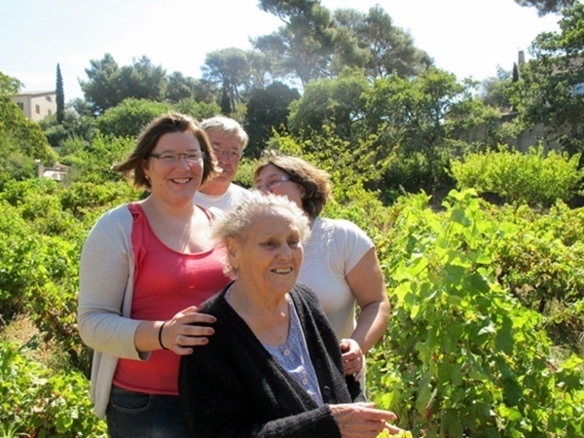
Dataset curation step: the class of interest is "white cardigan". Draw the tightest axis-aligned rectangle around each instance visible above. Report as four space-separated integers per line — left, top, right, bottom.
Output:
77 204 147 418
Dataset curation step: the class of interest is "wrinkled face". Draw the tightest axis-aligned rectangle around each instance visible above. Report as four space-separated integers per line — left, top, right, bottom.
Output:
254 164 305 212
142 131 205 205
207 131 242 187
229 209 303 296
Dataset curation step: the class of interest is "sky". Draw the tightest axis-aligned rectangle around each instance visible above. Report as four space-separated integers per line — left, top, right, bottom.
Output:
0 0 562 102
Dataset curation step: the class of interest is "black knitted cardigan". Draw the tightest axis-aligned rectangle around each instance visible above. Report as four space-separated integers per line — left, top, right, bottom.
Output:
179 282 364 438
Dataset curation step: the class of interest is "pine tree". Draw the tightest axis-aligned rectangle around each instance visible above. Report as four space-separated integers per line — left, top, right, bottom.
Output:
56 64 64 124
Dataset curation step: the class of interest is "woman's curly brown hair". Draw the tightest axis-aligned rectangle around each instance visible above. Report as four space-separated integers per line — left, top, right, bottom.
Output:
253 151 332 217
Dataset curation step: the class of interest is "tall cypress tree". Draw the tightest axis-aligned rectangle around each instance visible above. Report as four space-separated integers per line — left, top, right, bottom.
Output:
56 63 64 124
220 79 232 116
512 62 520 82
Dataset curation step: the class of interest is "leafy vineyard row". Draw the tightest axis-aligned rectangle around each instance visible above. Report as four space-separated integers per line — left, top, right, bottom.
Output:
0 176 582 436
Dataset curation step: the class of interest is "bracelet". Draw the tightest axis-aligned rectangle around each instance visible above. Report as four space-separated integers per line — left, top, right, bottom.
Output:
158 321 169 350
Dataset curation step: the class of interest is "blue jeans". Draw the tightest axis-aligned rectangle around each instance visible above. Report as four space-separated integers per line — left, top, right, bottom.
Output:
106 386 190 438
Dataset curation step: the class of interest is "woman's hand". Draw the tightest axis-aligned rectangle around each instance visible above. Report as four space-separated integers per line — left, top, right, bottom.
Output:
159 306 216 355
329 402 398 437
339 338 364 377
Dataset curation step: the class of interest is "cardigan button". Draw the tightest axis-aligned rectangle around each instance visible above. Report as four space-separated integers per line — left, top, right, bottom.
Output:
322 386 332 398
314 359 322 368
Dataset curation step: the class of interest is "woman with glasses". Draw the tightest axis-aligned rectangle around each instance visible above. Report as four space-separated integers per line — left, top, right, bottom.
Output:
253 152 390 382
78 112 232 437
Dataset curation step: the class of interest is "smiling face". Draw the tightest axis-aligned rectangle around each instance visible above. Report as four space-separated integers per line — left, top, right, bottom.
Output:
142 131 205 206
200 131 243 195
228 208 304 299
254 164 306 213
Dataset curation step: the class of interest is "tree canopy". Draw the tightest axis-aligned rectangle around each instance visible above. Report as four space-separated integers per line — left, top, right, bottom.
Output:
252 1 431 85
514 0 579 16
510 3 584 153
334 6 432 79
80 54 208 115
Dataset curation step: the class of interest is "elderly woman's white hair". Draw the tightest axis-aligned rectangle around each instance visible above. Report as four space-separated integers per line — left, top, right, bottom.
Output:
212 191 310 278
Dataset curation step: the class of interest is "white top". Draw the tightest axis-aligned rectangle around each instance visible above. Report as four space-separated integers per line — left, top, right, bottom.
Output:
193 183 251 216
297 217 373 340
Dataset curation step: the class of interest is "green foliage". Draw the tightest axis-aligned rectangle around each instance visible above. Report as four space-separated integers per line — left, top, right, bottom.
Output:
254 0 340 85
0 201 37 323
380 150 437 204
202 47 252 113
255 1 431 85
61 134 135 184
172 97 221 122
60 181 141 220
479 67 513 111
57 134 88 158
0 341 106 437
166 71 217 103
334 5 431 79
490 201 584 353
0 148 37 192
244 82 300 158
39 107 96 148
365 68 470 155
233 157 259 189
0 178 83 238
56 64 65 124
509 4 584 154
288 67 369 140
80 54 168 115
95 98 173 138
514 0 579 16
451 145 583 207
24 234 90 373
268 125 383 203
368 189 584 436
0 178 138 373
95 97 220 140
0 72 57 168
362 68 502 200
0 71 22 94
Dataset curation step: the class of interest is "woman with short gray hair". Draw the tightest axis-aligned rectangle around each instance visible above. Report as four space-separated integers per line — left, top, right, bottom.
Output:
179 191 400 437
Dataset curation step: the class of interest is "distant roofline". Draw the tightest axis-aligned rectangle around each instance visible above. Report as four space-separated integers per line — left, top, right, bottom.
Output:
14 90 56 97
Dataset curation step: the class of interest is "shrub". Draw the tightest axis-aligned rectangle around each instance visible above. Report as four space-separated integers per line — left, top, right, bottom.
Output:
60 181 142 220
95 98 172 138
62 134 135 185
24 234 91 374
367 189 584 436
0 201 38 323
450 145 583 207
0 341 106 437
489 201 584 353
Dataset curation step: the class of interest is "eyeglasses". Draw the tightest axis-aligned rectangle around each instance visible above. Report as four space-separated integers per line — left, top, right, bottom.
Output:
212 146 242 162
149 152 205 164
255 175 290 191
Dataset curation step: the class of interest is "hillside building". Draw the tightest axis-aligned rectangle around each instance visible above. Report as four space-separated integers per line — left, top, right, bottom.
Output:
11 90 56 122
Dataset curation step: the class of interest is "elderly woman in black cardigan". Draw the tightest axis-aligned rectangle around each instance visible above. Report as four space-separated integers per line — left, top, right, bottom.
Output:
179 192 400 437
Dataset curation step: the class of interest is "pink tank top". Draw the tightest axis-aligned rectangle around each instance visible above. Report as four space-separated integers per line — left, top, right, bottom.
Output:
114 203 230 395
